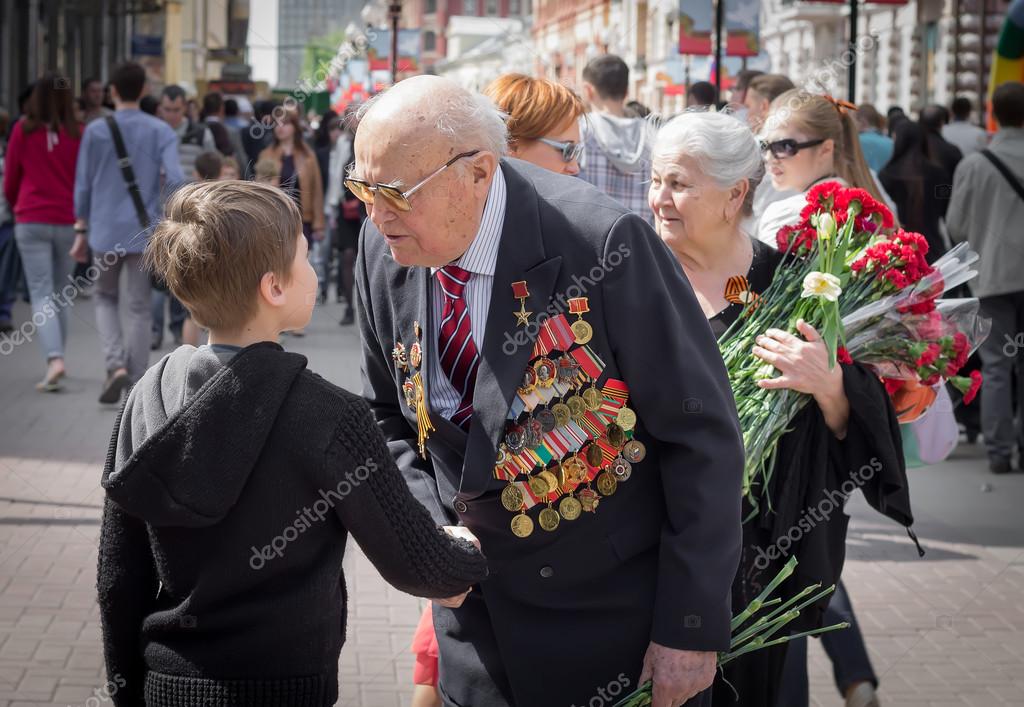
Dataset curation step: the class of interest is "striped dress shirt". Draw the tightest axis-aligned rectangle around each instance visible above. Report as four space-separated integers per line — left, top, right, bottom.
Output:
428 168 507 419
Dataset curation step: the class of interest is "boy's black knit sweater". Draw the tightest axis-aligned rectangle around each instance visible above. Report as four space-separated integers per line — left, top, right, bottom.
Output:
97 342 487 707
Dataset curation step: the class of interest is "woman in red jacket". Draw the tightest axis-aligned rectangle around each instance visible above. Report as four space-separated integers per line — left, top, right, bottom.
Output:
3 74 82 391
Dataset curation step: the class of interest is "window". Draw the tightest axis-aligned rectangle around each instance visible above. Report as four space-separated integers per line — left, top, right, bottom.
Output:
509 0 521 13
461 1 477 15
485 0 499 15
424 30 437 52
426 0 436 12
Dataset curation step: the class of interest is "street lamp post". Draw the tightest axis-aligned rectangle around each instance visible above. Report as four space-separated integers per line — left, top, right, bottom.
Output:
848 0 858 103
389 1 402 85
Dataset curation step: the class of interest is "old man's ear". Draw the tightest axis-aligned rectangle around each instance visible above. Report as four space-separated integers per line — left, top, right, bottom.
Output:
471 151 499 186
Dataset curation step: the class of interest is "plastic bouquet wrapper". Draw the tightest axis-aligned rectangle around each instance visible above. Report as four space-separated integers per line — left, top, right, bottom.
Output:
611 557 847 707
718 184 989 508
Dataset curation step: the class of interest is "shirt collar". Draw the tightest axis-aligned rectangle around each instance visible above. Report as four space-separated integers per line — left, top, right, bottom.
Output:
433 166 506 277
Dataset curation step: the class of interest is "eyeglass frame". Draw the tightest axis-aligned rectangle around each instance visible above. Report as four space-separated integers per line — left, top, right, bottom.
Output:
536 137 585 164
759 138 826 159
343 150 482 211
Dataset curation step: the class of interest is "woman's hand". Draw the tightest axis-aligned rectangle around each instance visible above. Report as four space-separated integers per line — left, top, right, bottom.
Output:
752 319 850 438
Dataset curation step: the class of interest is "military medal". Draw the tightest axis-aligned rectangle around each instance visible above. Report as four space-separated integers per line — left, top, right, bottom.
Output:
567 297 593 345
501 483 525 512
616 406 637 431
539 503 561 532
582 385 602 411
523 418 544 449
622 439 646 463
611 456 632 481
557 354 581 386
538 469 559 493
578 486 600 512
505 424 527 454
511 510 534 538
496 445 509 465
596 471 618 496
562 455 588 484
585 443 604 468
511 280 532 326
606 422 627 449
392 342 409 371
409 341 422 370
411 372 434 459
518 367 538 396
528 473 551 496
535 408 556 433
566 394 586 419
559 494 583 520
402 379 417 410
551 402 571 427
534 357 556 388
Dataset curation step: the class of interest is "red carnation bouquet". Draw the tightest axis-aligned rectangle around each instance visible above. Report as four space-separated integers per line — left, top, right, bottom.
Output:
719 183 990 509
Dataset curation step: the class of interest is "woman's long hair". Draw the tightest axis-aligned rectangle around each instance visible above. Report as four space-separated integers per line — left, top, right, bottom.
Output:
314 110 339 150
272 108 310 156
879 121 932 230
767 90 885 204
23 73 80 139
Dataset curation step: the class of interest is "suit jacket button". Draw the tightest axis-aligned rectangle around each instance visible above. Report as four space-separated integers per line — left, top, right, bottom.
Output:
539 565 554 578
453 498 468 513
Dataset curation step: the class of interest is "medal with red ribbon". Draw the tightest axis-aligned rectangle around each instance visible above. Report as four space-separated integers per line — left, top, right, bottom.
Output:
511 280 532 326
567 297 593 344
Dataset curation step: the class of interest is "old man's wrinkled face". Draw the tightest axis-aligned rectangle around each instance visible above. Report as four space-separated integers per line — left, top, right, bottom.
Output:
353 127 495 268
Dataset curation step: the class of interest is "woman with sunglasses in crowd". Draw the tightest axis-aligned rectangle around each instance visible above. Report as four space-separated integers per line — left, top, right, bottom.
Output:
483 73 586 176
755 90 890 246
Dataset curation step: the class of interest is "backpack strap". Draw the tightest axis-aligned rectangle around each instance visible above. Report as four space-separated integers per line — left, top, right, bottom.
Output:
981 149 1024 202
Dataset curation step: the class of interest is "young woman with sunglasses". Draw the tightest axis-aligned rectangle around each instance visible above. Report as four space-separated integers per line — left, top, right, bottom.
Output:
482 73 586 176
755 90 890 246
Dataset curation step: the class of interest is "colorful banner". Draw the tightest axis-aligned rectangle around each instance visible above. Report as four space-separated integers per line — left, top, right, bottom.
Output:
366 29 422 73
679 1 713 55
725 0 760 57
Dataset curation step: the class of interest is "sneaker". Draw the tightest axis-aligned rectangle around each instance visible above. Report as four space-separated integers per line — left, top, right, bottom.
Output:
339 307 354 326
989 457 1013 475
150 331 163 351
98 369 131 404
845 682 879 707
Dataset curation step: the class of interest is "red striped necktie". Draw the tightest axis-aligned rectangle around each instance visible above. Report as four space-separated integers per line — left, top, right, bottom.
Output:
436 265 480 430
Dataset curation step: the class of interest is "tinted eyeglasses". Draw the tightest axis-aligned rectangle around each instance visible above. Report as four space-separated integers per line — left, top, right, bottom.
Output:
537 137 585 163
344 150 481 212
760 138 826 159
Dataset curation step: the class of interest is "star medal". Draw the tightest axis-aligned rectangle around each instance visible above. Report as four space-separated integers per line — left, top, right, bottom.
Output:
596 471 618 496
616 406 636 431
559 494 583 520
511 510 534 538
567 297 593 345
402 378 416 410
578 486 600 512
534 357 556 388
511 280 532 326
501 483 525 512
622 439 647 463
539 502 561 532
392 342 409 371
557 354 581 386
611 456 632 481
409 341 422 370
562 455 588 484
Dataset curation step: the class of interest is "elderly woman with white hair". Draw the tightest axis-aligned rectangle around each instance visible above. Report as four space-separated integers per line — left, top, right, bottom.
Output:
649 111 914 707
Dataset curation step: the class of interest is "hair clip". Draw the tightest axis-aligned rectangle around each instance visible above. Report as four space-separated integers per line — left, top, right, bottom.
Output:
823 94 857 115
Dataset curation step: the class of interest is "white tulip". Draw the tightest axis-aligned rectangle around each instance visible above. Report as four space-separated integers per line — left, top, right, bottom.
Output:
801 271 842 302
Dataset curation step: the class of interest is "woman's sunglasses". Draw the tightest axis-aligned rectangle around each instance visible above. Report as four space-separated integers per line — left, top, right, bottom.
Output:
760 138 826 159
537 137 584 163
344 150 480 212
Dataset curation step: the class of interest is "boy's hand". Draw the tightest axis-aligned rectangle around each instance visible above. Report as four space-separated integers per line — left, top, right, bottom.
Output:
437 526 480 608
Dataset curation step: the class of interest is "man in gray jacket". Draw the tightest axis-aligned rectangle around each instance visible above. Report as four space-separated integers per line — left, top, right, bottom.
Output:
948 81 1024 474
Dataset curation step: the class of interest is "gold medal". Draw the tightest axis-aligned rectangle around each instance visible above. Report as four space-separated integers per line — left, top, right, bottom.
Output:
622 439 646 463
534 358 556 388
501 483 524 512
585 443 605 468
578 486 600 512
596 471 618 496
518 367 538 396
539 505 561 532
582 386 602 411
402 378 416 410
511 511 534 538
511 281 532 326
606 422 626 449
559 495 583 520
528 473 551 497
616 406 637 431
566 395 586 419
570 319 593 345
563 456 587 484
538 470 560 494
551 403 571 427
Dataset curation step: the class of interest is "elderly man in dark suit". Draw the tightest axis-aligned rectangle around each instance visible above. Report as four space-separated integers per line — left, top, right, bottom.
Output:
353 76 744 707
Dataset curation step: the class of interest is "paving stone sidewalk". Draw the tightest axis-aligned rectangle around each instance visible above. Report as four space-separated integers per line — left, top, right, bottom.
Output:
1 297 1022 706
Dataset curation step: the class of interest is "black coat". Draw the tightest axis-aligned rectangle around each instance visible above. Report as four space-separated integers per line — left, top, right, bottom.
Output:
97 343 487 707
356 158 745 706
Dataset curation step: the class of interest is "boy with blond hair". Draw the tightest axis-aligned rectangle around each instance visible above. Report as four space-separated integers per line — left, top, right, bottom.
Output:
96 180 486 706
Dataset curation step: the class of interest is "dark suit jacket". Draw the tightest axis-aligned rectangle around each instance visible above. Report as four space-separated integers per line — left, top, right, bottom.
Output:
356 158 744 706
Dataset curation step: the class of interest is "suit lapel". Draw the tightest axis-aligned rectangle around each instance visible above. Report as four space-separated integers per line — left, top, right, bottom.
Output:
460 161 562 497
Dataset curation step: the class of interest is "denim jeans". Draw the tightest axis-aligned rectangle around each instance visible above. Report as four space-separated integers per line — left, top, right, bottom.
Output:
0 222 18 321
13 223 76 361
978 292 1024 461
151 288 188 338
93 251 151 381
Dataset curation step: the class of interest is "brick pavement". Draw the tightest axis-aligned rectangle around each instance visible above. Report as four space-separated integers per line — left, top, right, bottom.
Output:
1 296 1023 706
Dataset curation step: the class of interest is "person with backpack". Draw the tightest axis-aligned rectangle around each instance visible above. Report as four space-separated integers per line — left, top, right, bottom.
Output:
947 81 1024 475
73 62 185 404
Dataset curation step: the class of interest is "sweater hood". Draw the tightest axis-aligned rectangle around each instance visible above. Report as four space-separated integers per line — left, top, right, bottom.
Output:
585 112 654 172
101 342 307 527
